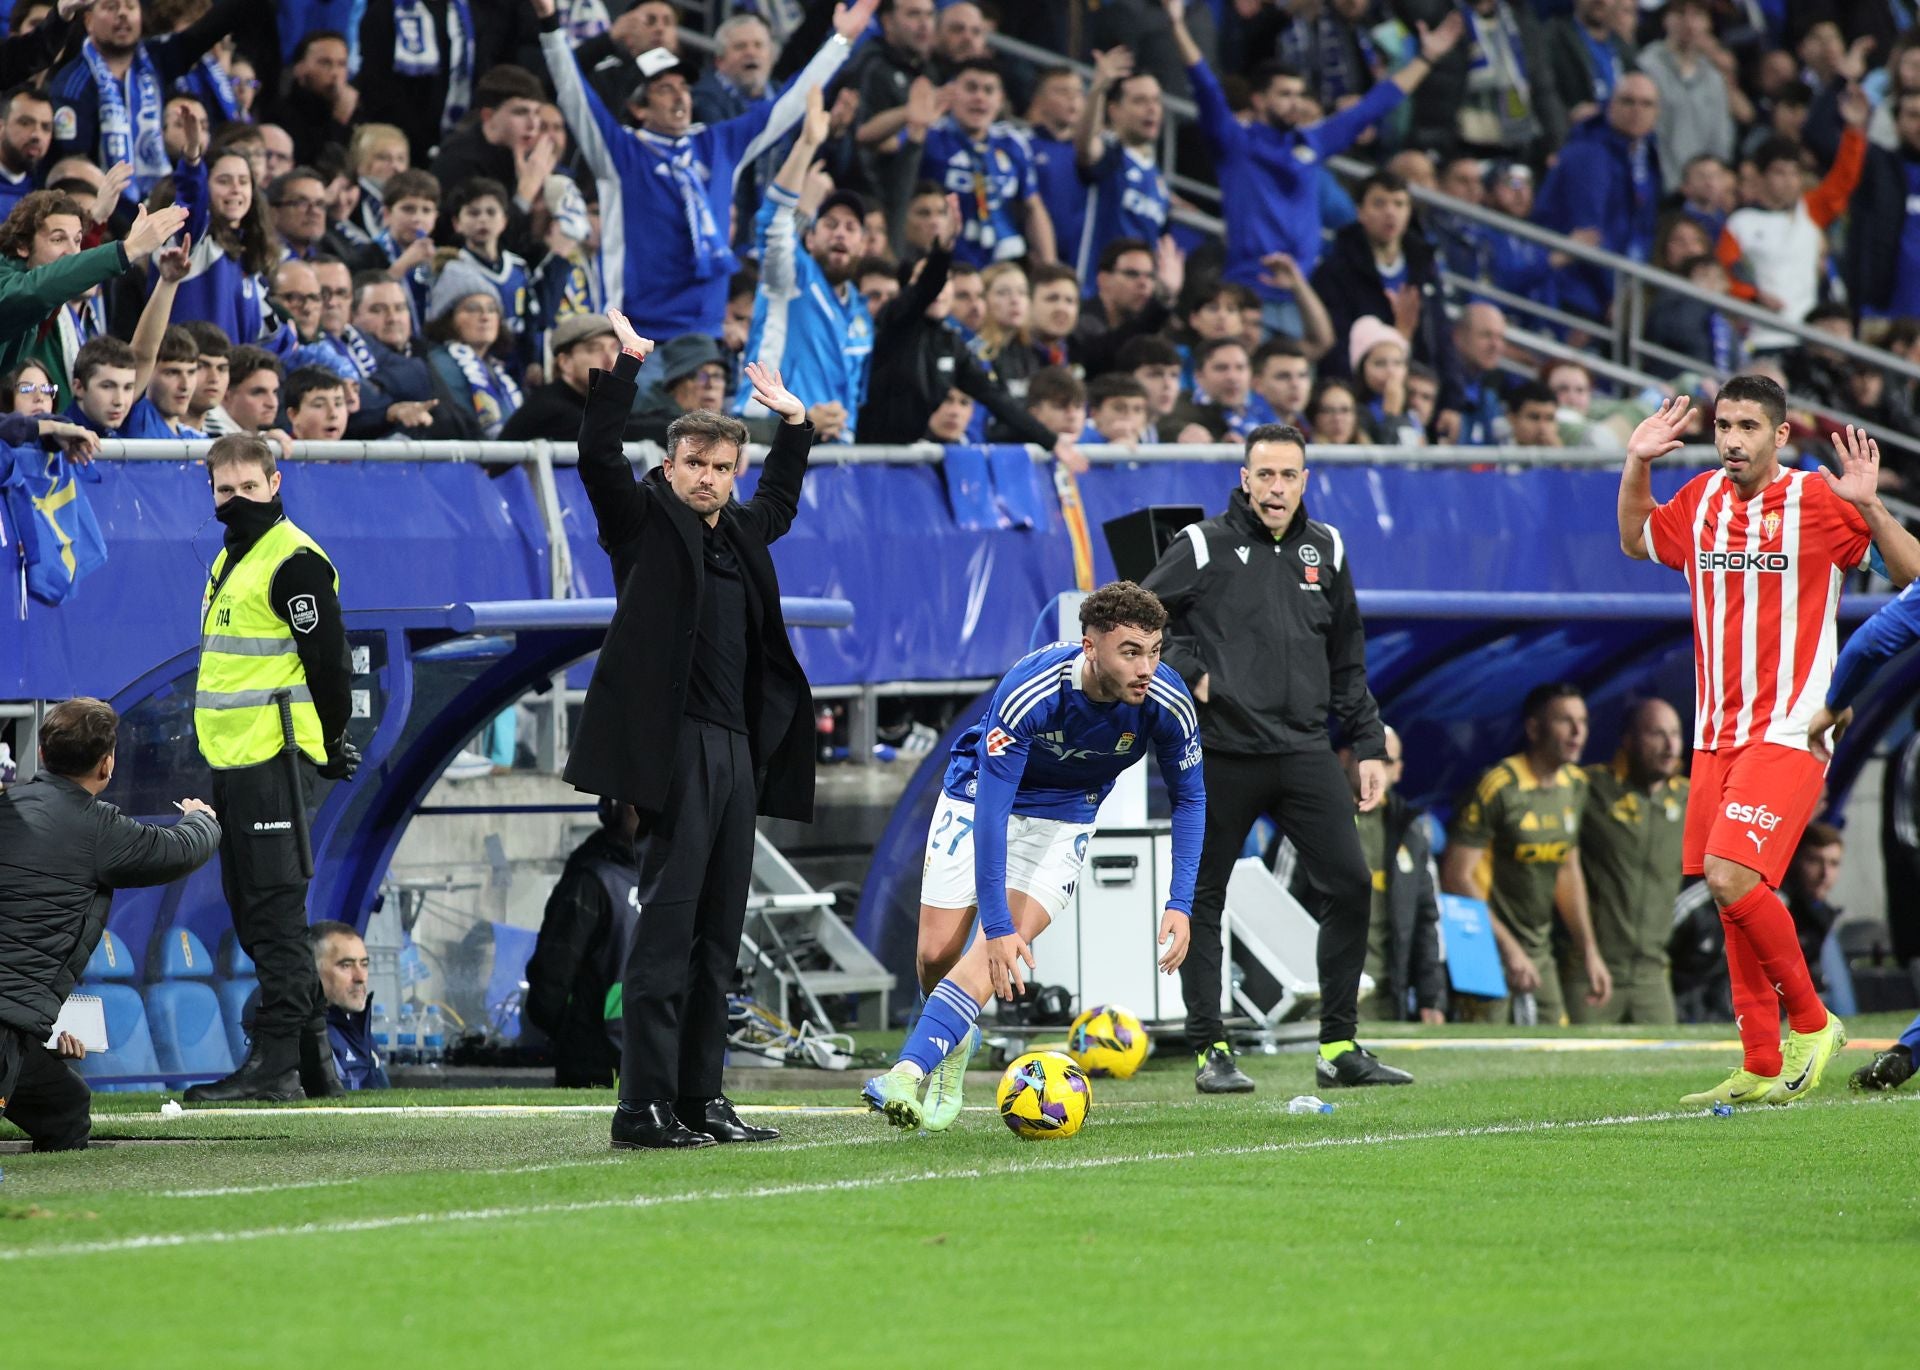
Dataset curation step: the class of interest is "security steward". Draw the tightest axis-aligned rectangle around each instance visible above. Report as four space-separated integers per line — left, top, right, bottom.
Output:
185 434 360 1103
525 799 644 1088
0 697 220 1150
1143 423 1413 1094
570 310 818 1150
1573 698 1688 1025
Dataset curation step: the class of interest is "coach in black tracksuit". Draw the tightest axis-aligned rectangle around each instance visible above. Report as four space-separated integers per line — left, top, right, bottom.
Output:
568 318 817 1150
1143 423 1413 1093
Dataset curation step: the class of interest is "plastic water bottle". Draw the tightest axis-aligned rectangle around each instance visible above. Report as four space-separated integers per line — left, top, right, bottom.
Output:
370 1003 393 1065
1286 1095 1335 1115
396 1002 418 1066
1513 992 1539 1027
422 1005 446 1068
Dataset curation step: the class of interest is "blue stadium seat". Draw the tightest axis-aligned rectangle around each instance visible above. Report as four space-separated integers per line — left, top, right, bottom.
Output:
214 932 258 1062
143 928 234 1086
76 929 164 1092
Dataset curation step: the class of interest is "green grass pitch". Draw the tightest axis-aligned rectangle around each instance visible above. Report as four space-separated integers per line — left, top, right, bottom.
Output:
4 1019 1918 1368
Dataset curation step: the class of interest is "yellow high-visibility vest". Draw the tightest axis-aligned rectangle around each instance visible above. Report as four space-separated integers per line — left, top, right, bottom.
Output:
194 516 335 769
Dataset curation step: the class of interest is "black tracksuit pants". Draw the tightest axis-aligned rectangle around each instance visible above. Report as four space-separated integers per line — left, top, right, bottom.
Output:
210 758 323 1045
1183 748 1372 1051
619 720 756 1106
0 1026 91 1151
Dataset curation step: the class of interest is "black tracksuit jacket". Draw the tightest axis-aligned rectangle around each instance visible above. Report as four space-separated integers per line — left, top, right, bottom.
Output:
1141 488 1386 762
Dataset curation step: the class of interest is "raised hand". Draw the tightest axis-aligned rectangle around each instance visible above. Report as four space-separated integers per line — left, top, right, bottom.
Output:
746 360 806 424
1156 233 1184 297
903 75 941 136
1090 46 1135 90
1839 83 1870 129
527 0 556 18
1162 0 1186 27
89 161 133 224
1626 395 1692 465
938 191 962 249
123 203 192 263
832 0 880 41
606 308 655 359
1417 11 1466 62
178 100 209 164
799 84 831 148
828 85 861 137
155 233 193 284
1821 422 1882 507
1259 250 1301 290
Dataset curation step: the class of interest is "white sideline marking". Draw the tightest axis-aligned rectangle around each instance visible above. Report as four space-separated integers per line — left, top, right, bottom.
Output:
156 1133 890 1199
113 1101 873 1121
16 1094 1914 1261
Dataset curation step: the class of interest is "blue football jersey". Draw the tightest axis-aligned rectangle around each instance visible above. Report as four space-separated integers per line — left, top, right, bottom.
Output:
923 118 1042 267
944 642 1205 936
1076 139 1170 276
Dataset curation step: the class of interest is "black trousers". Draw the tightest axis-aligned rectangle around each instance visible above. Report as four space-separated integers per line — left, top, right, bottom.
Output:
210 758 322 1044
1183 748 1372 1050
619 720 756 1105
0 1026 91 1150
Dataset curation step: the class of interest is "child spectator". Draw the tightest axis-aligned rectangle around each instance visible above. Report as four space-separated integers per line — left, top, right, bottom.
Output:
375 168 441 328
425 260 523 439
528 176 605 374
1084 372 1149 445
1719 94 1868 353
1117 334 1182 442
181 319 230 435
283 364 350 441
64 236 189 438
1252 337 1314 430
1406 361 1441 437
1349 316 1424 447
144 325 203 436
1506 381 1562 447
447 176 534 377
973 261 1035 397
1025 365 1086 441
220 345 285 437
925 386 976 443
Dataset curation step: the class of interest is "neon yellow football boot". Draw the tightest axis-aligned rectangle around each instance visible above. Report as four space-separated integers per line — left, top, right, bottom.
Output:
1766 1013 1847 1105
1679 1068 1780 1107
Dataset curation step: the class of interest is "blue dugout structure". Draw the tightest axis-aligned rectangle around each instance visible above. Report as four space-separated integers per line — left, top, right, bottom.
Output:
4 450 1909 958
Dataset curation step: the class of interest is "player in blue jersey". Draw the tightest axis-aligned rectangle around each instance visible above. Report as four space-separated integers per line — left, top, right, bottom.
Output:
922 59 1058 269
1073 47 1170 278
1164 0 1462 333
734 89 872 441
1804 572 1920 1090
534 0 875 341
862 582 1205 1131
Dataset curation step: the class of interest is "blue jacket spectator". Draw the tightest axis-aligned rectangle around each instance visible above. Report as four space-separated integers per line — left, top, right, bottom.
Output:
164 145 275 346
734 109 872 442
539 5 864 341
1025 68 1088 275
1445 301 1509 444
309 920 390 1092
1533 75 1664 320
325 996 391 1091
48 0 250 203
1169 3 1462 323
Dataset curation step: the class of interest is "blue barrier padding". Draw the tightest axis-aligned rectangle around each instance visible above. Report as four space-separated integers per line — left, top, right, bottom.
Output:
0 460 549 699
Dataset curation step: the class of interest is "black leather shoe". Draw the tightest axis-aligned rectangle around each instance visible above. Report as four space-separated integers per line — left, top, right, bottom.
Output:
1316 1043 1414 1088
677 1096 780 1143
299 1027 346 1098
1195 1043 1256 1094
611 1100 719 1150
183 1040 306 1103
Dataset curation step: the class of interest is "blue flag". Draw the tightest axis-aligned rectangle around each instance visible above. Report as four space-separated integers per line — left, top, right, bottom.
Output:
0 444 107 607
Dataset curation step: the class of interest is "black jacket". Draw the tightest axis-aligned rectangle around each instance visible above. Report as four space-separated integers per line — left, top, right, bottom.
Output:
1846 142 1911 316
859 245 1059 448
0 773 220 1038
564 352 818 822
428 125 535 260
524 824 638 1087
1292 791 1445 1016
1400 0 1565 162
1141 488 1385 761
1309 221 1452 384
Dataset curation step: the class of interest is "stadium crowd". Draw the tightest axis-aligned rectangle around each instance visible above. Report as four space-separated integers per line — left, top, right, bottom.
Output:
0 0 1911 477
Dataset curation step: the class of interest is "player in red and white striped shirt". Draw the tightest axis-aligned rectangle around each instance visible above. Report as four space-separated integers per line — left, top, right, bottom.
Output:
1619 375 1920 1107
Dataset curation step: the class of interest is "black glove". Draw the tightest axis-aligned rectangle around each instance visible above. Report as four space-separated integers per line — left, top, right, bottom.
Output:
317 736 361 781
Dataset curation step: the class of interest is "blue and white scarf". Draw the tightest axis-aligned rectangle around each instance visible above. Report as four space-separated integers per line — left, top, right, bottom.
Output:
642 134 735 282
394 0 475 134
339 326 380 379
445 341 522 438
83 39 168 196
175 53 241 124
563 0 611 43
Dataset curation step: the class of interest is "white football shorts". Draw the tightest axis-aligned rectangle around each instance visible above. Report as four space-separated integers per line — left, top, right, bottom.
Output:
920 796 1095 918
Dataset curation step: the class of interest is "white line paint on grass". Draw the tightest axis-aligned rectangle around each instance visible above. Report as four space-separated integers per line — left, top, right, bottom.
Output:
18 1093 1915 1261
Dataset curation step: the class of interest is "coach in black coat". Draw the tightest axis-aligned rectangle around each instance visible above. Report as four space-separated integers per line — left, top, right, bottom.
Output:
566 309 816 1151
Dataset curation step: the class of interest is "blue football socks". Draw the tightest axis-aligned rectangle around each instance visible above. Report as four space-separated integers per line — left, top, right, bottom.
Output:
898 977 983 1076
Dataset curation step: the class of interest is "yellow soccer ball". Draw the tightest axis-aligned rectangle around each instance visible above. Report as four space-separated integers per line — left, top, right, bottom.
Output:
995 1050 1092 1140
1067 1003 1149 1079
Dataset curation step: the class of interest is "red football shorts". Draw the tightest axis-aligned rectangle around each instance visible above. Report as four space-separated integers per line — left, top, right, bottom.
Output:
1683 742 1827 889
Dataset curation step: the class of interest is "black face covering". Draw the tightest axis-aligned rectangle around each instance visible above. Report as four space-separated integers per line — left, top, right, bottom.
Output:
215 493 284 550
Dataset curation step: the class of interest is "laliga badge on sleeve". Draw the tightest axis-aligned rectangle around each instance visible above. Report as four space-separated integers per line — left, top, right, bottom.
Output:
288 593 319 634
